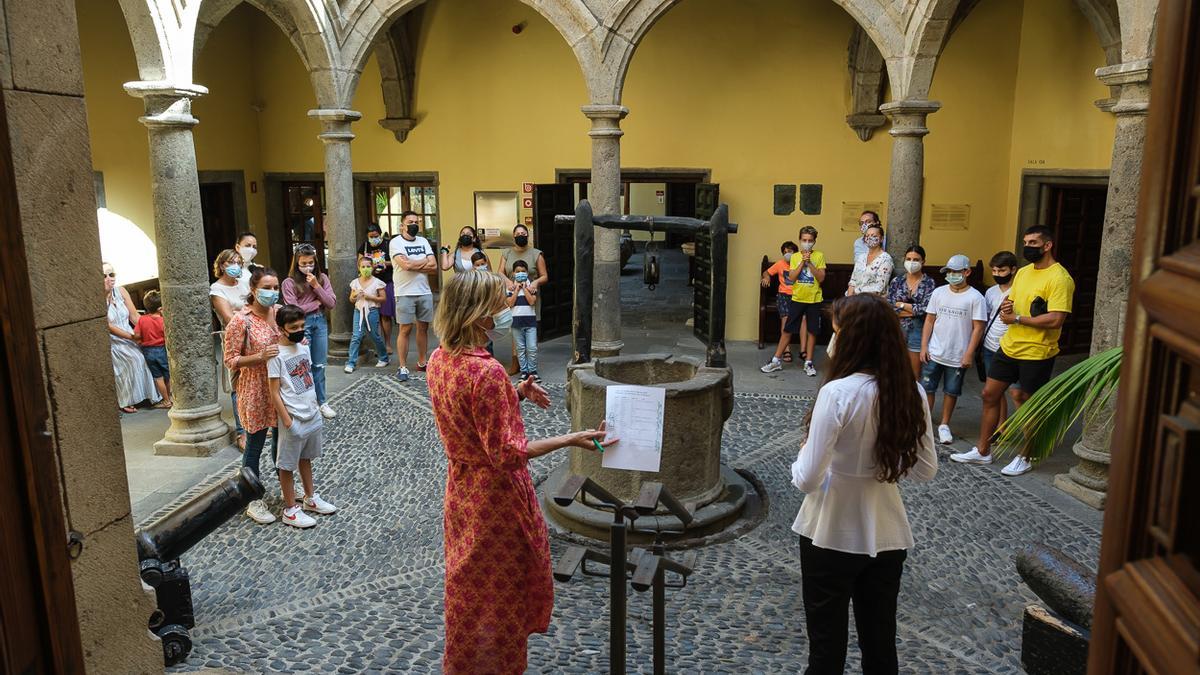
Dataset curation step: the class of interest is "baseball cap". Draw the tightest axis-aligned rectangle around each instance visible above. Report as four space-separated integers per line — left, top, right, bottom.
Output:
940 254 971 273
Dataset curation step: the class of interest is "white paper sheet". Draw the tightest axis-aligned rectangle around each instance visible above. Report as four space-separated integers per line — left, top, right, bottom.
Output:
600 385 666 472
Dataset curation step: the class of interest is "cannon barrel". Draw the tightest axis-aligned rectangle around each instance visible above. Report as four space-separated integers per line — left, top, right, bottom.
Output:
1015 543 1095 629
136 468 264 563
554 212 739 234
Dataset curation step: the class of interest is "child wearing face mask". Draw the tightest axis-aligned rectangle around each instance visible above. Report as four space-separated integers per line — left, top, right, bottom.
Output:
471 251 490 271
506 260 539 381
268 304 338 528
762 241 801 363
919 254 987 445
282 247 337 418
345 254 390 373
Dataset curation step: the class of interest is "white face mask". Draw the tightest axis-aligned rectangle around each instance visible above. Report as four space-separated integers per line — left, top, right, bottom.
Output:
904 260 923 274
299 265 315 275
238 245 257 263
800 241 815 252
484 308 513 343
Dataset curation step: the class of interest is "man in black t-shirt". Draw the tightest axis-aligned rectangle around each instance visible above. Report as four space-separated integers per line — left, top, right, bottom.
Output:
361 222 394 362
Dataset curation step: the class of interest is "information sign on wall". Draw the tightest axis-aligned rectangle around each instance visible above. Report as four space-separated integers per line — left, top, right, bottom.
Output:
841 201 884 231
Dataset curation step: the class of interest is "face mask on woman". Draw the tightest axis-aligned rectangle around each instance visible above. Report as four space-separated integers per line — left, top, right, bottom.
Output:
865 235 882 249
368 235 382 247
904 260 922 274
945 272 965 286
299 264 315 275
513 234 529 248
225 264 242 278
255 289 279 306
238 245 257 263
485 308 513 343
459 234 474 247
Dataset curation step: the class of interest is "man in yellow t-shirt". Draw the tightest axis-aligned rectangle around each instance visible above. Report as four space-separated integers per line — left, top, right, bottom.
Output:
951 225 1075 477
762 226 826 377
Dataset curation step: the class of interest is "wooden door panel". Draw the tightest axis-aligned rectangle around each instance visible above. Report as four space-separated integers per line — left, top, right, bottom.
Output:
1091 1 1200 673
533 183 574 340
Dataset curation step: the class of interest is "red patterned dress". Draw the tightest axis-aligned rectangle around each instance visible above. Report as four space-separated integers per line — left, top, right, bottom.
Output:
426 346 553 674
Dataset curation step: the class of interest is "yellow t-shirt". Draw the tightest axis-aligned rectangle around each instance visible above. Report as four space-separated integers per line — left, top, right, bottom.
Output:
999 262 1075 360
789 250 826 303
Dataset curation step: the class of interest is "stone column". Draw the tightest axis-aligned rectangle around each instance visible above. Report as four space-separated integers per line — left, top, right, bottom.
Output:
1054 60 1151 510
582 104 628 357
308 109 362 359
879 100 941 261
125 82 231 456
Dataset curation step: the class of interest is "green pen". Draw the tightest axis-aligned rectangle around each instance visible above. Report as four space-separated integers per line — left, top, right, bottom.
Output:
591 438 605 454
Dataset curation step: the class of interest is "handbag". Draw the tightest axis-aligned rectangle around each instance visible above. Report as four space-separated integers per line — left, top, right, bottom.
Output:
975 303 1003 382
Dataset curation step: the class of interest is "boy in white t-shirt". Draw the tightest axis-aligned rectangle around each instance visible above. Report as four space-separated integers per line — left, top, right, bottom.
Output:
268 305 338 528
982 250 1019 425
920 254 987 445
345 253 390 373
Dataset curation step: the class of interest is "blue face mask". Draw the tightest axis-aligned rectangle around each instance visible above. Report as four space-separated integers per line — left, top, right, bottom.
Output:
514 271 529 284
256 289 280 307
225 264 242 278
945 272 965 286
485 308 513 343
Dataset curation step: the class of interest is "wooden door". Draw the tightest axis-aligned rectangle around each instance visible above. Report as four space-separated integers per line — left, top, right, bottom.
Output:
199 182 237 280
665 182 698 248
1089 1 1200 673
1045 184 1106 354
0 83 85 674
532 183 575 340
281 182 326 271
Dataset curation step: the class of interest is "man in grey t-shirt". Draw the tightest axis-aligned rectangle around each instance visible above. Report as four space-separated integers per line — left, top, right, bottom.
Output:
389 210 437 382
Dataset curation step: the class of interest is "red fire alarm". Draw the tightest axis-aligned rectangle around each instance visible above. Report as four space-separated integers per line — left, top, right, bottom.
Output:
522 182 533 193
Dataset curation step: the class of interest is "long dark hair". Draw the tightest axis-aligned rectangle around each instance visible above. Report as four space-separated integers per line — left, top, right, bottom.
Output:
818 294 927 483
288 245 326 286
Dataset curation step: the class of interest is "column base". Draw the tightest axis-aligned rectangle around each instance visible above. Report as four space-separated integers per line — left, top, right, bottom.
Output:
1052 437 1111 510
1053 473 1107 510
153 402 232 457
328 331 351 360
591 339 623 358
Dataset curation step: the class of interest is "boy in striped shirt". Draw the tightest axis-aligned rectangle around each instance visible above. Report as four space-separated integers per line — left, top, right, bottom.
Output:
507 259 539 381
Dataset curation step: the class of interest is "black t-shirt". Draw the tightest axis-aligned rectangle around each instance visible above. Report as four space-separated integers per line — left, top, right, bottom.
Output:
361 237 392 283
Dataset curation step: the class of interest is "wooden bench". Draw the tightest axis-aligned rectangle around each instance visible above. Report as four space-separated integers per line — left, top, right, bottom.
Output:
758 256 985 348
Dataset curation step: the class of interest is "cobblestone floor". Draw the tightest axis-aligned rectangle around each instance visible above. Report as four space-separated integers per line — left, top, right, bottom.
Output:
162 372 1100 674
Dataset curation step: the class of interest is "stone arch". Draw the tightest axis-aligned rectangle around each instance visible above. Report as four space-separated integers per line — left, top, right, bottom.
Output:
1074 0 1123 65
116 0 203 83
846 25 888 141
891 0 962 100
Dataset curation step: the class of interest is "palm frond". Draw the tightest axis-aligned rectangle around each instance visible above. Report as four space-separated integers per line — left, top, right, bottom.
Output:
991 346 1123 463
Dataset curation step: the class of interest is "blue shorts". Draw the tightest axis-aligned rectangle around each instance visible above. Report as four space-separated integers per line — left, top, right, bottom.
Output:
920 360 965 397
776 293 791 318
982 347 997 375
143 345 169 379
904 320 923 352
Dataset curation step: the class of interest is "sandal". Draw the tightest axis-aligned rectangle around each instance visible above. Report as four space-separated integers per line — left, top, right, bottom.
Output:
236 433 247 452
153 400 172 409
119 406 137 414
782 351 793 363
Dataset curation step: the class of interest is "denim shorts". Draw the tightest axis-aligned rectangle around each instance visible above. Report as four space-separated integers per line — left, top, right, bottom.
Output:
920 360 966 397
904 320 923 353
982 347 997 375
143 345 169 379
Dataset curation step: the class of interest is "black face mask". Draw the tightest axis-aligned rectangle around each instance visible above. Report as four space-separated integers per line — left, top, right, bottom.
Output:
993 273 1013 285
406 223 420 237
287 330 305 344
459 234 474 247
514 235 529 247
1022 245 1046 263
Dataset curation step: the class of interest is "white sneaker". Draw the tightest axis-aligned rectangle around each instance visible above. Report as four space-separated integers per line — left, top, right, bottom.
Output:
343 365 354 374
375 359 390 368
281 504 316 528
760 358 783 373
950 447 993 464
804 361 817 377
1001 456 1034 476
303 492 338 515
937 424 954 445
245 499 276 524
319 403 337 419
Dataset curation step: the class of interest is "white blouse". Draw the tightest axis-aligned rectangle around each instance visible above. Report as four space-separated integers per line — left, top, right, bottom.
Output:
849 250 895 295
791 373 937 556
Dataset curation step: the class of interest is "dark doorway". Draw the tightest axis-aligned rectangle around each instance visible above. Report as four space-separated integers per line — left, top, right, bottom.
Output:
282 182 327 271
1042 184 1105 354
199 182 237 279
532 184 574 340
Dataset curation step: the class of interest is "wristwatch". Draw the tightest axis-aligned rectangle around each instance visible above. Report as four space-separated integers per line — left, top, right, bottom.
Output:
439 246 450 254
1014 314 1022 325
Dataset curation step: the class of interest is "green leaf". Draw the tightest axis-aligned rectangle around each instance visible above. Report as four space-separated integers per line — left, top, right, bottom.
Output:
991 347 1123 463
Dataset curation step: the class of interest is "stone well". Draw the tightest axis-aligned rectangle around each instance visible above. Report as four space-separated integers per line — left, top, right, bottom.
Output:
547 353 751 540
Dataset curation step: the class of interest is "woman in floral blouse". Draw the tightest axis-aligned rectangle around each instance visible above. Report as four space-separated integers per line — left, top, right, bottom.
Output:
224 267 283 525
426 271 616 674
847 223 894 296
887 245 937 378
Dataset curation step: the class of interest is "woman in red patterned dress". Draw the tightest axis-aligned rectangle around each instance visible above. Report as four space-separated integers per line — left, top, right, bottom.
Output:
427 271 615 674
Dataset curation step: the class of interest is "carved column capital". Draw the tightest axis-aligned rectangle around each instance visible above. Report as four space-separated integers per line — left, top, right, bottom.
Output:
309 108 362 143
1096 59 1152 116
879 100 942 138
582 104 629 139
124 81 209 128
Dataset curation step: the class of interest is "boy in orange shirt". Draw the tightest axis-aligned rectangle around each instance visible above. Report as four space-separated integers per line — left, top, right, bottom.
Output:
761 240 801 366
134 290 172 408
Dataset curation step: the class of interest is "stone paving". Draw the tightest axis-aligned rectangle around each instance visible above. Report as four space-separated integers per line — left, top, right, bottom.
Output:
157 370 1102 674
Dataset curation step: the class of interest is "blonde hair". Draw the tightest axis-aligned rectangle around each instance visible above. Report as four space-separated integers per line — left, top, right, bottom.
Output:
433 271 506 353
213 248 243 278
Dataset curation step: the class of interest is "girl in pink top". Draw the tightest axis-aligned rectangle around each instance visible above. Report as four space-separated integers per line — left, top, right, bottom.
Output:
281 245 336 416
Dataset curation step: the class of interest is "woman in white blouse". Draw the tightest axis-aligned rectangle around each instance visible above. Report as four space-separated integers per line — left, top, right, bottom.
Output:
791 294 937 673
847 224 894 296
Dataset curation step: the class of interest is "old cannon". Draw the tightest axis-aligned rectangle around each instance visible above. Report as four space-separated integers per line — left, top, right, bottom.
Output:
135 468 264 666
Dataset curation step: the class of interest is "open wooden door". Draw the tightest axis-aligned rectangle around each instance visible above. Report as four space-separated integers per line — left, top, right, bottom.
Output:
0 83 85 673
532 183 575 340
1089 2 1200 673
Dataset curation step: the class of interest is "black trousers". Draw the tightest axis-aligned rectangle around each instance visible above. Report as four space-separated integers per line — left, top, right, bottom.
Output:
799 536 907 674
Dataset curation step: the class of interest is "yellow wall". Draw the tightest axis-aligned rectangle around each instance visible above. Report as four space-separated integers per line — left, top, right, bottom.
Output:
78 0 1112 341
